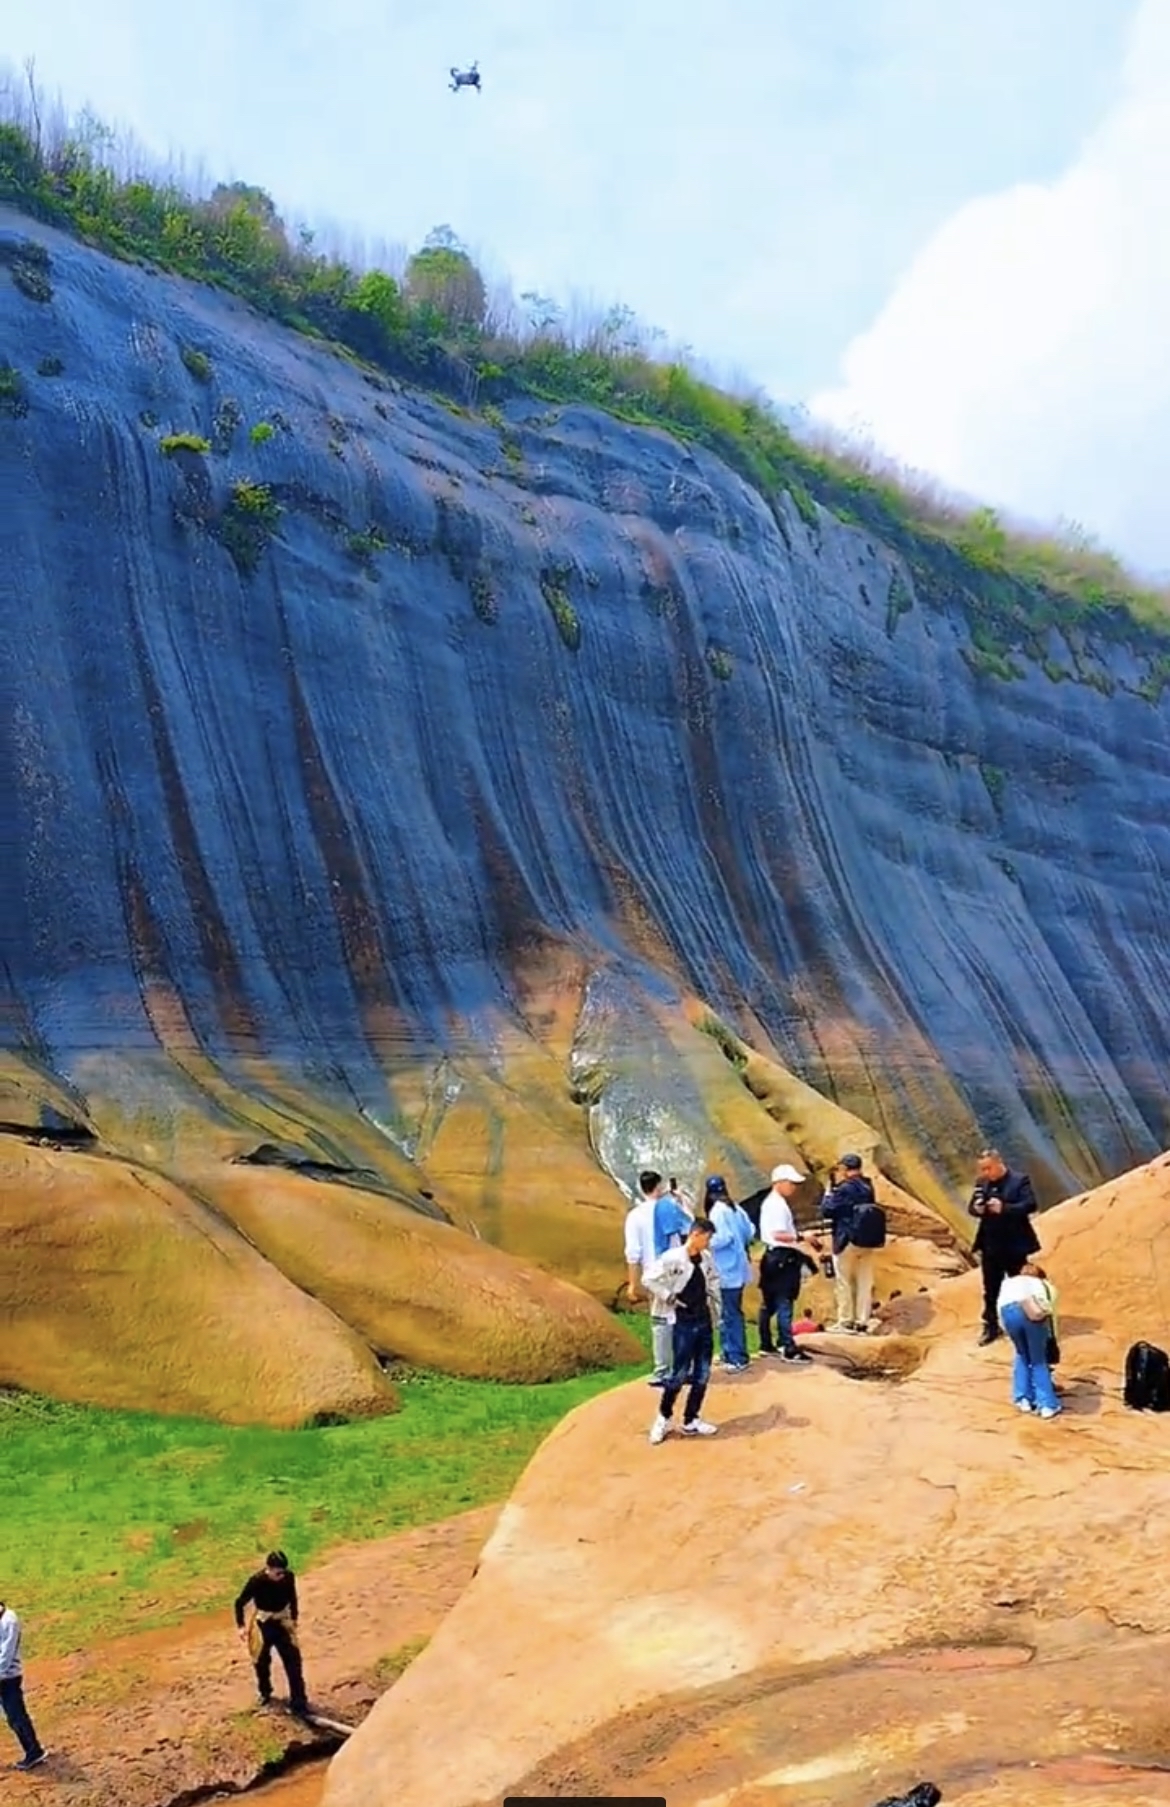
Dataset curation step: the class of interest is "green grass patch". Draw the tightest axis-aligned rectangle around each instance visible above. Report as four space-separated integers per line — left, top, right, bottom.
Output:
180 344 212 382
160 431 211 456
0 1346 650 1657
539 566 581 650
218 477 281 575
0 360 28 418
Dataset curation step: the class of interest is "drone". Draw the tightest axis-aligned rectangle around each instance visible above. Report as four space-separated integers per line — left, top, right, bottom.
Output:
450 61 481 93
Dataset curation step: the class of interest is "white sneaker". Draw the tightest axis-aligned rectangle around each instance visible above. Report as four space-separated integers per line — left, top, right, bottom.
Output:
1015 1399 1033 1413
648 1414 671 1444
1038 1407 1061 1420
682 1418 718 1436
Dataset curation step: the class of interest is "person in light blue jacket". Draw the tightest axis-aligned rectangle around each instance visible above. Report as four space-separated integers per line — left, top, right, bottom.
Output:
704 1175 754 1371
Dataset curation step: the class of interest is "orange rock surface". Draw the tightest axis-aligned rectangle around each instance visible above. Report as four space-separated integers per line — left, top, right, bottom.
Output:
321 1150 1170 1807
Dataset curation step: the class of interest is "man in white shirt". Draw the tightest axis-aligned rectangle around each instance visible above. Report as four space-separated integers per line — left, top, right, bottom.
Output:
0 1601 46 1771
758 1163 805 1247
624 1169 691 1385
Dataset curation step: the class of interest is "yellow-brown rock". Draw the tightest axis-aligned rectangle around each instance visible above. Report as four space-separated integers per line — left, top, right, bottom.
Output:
322 1150 1170 1807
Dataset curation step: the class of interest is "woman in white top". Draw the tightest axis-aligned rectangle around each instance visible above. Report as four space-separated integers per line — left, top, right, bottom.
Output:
997 1260 1060 1418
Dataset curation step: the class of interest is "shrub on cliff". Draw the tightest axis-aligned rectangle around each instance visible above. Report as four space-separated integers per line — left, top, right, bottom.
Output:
0 73 1166 651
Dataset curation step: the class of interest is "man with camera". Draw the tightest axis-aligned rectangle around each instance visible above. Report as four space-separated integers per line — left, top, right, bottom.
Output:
968 1148 1040 1346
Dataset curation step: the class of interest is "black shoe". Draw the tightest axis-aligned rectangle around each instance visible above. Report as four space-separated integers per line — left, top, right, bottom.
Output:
258 1695 274 1709
977 1327 999 1347
289 1703 311 1721
782 1347 813 1362
13 1753 46 1771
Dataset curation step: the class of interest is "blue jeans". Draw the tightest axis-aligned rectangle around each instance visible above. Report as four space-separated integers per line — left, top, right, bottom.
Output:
0 1677 43 1762
759 1292 795 1354
660 1317 714 1424
719 1286 748 1366
1000 1302 1060 1413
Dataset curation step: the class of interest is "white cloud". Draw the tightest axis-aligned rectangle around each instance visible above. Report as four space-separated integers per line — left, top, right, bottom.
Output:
810 0 1170 577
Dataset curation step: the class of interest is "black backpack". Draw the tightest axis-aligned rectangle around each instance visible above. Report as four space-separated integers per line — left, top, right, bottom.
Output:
850 1201 887 1249
1123 1341 1170 1412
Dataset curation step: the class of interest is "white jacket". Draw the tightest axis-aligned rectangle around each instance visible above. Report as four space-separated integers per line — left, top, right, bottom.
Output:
0 1608 23 1680
642 1246 721 1326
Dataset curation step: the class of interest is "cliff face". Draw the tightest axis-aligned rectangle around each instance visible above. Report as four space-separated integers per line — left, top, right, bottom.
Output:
2 209 1169 1407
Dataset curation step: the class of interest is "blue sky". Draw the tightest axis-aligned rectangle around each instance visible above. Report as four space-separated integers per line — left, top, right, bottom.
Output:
6 0 1167 571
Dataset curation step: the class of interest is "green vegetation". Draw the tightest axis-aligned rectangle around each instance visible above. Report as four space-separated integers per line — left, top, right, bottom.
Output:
249 420 275 445
1 94 1168 663
707 646 734 681
212 394 242 451
539 567 581 650
980 762 1007 812
885 570 914 637
0 1347 648 1655
0 234 53 301
0 360 28 417
698 1011 748 1072
160 431 211 456
345 523 389 567
180 344 212 382
374 1635 430 1686
35 354 63 377
218 477 281 575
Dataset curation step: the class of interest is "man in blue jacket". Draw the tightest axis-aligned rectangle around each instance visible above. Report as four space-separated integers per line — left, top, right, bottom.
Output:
968 1148 1040 1346
822 1154 880 1332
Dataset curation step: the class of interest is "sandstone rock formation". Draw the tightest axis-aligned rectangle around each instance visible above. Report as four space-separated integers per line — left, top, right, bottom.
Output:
321 1151 1170 1807
5 203 1170 1407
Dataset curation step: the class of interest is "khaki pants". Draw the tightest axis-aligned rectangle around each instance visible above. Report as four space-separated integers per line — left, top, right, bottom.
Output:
835 1245 876 1327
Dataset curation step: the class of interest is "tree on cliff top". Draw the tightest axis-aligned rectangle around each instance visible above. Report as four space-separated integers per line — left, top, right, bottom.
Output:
405 225 487 335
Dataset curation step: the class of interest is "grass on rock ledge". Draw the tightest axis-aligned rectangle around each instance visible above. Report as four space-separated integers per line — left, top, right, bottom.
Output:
0 1327 651 1658
1 79 1168 659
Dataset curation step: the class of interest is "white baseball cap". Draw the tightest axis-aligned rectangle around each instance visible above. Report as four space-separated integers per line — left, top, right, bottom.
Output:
771 1163 806 1184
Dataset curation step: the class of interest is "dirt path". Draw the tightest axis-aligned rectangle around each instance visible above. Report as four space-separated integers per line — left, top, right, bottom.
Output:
14 1508 496 1807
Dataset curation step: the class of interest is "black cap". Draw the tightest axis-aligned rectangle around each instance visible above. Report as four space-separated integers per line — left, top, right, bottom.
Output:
840 1154 863 1170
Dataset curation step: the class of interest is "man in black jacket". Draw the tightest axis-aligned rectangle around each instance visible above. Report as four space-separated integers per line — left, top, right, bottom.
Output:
234 1551 309 1717
968 1148 1040 1346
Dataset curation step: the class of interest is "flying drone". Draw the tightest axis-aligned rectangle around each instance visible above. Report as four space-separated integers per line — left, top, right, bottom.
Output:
450 61 481 93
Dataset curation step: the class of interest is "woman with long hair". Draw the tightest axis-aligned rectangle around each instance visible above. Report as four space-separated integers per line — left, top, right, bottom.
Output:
704 1175 754 1371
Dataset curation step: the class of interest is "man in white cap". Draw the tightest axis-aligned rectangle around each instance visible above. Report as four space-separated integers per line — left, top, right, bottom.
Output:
758 1163 805 1248
757 1163 816 1362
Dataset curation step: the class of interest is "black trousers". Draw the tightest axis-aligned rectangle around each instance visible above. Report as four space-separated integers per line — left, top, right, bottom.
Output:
980 1250 1025 1332
255 1619 307 1712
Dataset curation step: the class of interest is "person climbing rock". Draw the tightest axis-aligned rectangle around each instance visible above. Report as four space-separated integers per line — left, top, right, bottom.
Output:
234 1551 309 1717
997 1260 1061 1418
822 1153 883 1332
0 1599 46 1772
625 1169 692 1385
968 1148 1040 1346
704 1174 754 1370
643 1217 722 1442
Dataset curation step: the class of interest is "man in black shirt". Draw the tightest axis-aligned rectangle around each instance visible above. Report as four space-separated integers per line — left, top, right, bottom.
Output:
967 1148 1040 1346
234 1550 309 1717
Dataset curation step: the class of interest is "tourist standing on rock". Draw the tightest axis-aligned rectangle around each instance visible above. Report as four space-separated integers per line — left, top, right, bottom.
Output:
704 1175 754 1371
758 1163 806 1247
0 1599 47 1772
234 1551 309 1718
968 1149 1040 1346
822 1154 884 1333
997 1260 1060 1417
643 1217 722 1443
759 1237 818 1362
625 1169 692 1386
